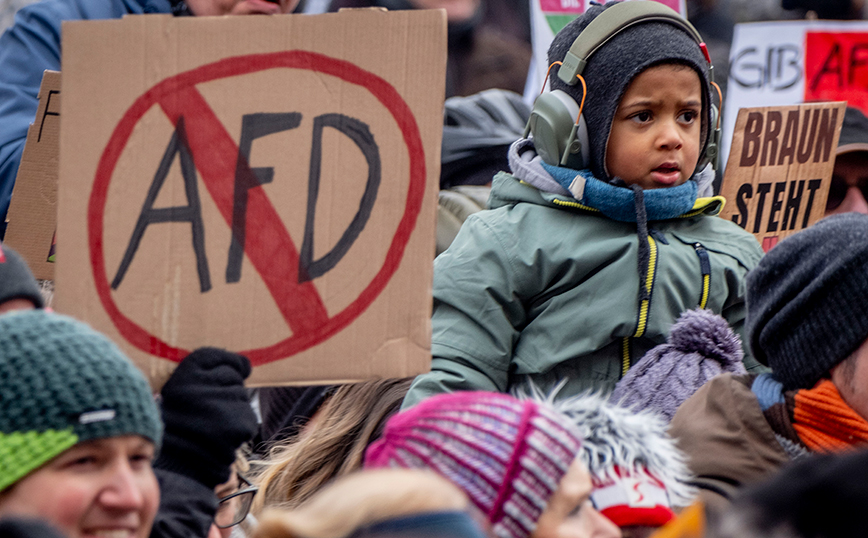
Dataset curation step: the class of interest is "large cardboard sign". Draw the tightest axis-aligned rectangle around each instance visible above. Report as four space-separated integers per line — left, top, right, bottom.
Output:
720 101 845 252
4 70 60 280
722 20 868 171
56 11 446 388
525 0 685 103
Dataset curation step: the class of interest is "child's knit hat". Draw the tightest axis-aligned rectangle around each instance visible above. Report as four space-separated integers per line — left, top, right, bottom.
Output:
547 1 713 181
609 308 747 422
0 310 162 491
0 242 44 309
363 391 584 538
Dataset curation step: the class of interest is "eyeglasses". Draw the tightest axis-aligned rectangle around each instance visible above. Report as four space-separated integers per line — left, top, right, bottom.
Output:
214 474 258 529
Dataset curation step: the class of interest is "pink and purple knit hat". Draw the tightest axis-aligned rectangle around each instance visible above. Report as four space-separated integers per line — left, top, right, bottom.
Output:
364 392 584 538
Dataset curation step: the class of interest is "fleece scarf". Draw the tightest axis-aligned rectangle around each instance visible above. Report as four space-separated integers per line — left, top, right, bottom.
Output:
540 163 697 223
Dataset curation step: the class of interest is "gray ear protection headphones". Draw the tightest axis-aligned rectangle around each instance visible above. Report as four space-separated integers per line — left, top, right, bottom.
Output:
525 1 721 172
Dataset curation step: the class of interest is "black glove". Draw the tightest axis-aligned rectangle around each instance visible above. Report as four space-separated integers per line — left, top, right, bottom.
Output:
155 347 257 489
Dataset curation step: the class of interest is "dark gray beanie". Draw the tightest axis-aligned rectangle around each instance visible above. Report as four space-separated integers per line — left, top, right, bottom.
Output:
746 213 868 391
547 2 712 181
0 243 44 308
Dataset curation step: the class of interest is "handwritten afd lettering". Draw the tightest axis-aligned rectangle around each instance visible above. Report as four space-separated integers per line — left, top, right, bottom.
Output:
111 111 380 293
38 89 60 142
732 179 822 233
730 45 801 91
739 108 838 167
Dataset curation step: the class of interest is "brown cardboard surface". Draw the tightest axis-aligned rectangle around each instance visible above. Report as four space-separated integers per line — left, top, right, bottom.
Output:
4 70 61 280
719 101 846 252
56 11 446 388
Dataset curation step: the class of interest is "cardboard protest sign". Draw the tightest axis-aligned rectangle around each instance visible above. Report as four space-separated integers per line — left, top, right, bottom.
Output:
722 20 868 172
720 101 845 252
4 70 60 280
526 0 685 102
55 11 446 388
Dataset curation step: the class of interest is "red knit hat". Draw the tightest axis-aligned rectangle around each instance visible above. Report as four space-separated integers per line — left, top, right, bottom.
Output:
364 391 583 538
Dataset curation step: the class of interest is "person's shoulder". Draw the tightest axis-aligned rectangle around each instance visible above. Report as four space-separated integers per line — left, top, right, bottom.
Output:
669 372 790 502
10 0 140 25
671 373 755 431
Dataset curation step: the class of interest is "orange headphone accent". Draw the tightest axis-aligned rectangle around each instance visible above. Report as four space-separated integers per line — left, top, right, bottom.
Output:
541 61 588 129
711 81 722 129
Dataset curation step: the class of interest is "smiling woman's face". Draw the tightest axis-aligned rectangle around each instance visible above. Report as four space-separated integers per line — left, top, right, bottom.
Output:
531 458 621 538
0 435 159 538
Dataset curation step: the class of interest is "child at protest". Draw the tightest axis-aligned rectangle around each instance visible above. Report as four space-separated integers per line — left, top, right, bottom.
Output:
403 0 763 408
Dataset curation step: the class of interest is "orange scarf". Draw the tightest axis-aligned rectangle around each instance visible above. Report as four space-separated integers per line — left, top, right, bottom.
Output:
793 379 868 453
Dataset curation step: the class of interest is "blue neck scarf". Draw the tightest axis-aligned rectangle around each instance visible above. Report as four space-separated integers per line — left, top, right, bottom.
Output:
541 163 698 223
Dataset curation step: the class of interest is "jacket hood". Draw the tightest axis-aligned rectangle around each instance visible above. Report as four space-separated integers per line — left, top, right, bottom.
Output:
514 384 697 508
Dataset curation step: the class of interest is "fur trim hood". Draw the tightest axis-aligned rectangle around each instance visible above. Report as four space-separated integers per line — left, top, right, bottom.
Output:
514 384 697 508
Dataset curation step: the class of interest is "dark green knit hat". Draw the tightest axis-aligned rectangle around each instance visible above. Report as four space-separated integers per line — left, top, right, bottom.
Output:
0 310 162 491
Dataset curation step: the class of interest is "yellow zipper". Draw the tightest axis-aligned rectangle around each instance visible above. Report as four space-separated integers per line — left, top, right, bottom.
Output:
621 235 658 377
552 198 601 212
693 242 711 309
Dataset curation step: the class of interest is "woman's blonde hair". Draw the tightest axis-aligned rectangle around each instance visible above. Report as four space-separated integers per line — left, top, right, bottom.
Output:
252 377 412 513
253 469 470 538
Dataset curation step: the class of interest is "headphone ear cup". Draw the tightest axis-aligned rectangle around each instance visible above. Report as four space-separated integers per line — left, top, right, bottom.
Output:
698 103 720 171
527 90 588 169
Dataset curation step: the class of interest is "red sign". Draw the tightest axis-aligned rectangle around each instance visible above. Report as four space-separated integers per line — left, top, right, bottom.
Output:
89 51 426 366
539 0 583 14
805 32 868 115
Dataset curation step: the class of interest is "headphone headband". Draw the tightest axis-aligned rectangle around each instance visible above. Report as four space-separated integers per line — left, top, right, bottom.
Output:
529 1 722 172
558 1 706 86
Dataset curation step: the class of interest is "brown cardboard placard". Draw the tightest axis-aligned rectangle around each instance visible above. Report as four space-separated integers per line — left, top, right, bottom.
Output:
56 11 446 388
4 70 61 280
719 101 846 252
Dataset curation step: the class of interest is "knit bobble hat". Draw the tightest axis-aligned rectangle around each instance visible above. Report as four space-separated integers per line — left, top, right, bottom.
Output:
0 310 162 491
547 2 712 181
610 308 746 422
364 392 583 538
746 213 868 391
0 243 44 308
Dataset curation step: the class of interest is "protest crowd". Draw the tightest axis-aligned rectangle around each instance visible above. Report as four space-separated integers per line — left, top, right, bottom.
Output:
5 0 868 537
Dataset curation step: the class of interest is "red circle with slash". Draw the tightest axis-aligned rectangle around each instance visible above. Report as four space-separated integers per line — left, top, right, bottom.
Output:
88 51 426 366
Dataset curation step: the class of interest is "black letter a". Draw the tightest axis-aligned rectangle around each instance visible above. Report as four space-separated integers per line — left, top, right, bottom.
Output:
112 117 212 292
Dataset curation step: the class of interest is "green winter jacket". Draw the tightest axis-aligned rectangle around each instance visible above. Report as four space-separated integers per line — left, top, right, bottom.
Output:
403 171 765 408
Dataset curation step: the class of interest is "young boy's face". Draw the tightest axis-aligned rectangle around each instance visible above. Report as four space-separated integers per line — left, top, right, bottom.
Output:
605 64 702 190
